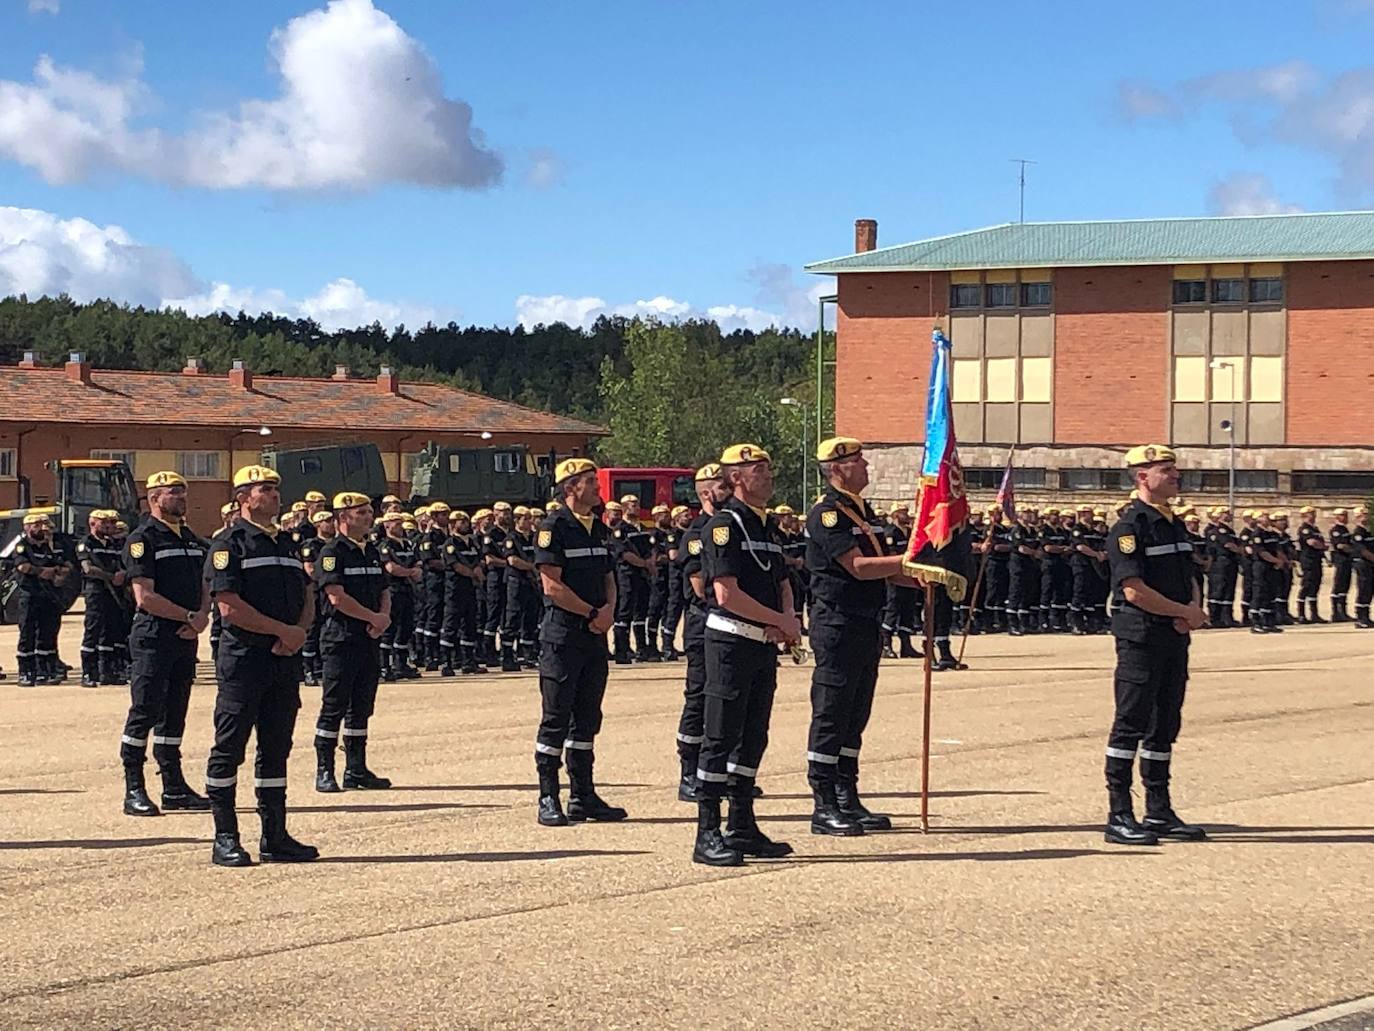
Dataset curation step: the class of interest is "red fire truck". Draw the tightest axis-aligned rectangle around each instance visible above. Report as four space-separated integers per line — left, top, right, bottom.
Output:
596 467 697 521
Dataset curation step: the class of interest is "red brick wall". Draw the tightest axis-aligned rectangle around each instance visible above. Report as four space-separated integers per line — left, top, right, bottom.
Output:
835 271 949 444
1053 265 1171 444
1287 260 1374 444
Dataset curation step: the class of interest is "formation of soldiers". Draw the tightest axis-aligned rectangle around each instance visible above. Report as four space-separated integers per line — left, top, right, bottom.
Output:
7 452 1373 867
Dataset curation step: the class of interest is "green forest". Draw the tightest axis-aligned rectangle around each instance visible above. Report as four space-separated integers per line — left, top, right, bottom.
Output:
0 295 835 506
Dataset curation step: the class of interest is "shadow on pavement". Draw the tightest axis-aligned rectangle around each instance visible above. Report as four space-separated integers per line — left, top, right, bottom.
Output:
761 789 1047 802
789 847 1158 863
388 783 652 793
0 788 84 795
291 801 504 815
1 836 200 850
317 848 654 864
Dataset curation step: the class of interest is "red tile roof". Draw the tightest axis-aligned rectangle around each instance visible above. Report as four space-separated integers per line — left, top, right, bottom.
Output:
0 365 606 437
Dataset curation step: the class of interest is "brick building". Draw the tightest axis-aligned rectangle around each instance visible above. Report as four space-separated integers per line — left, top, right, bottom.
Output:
805 212 1374 514
0 353 603 530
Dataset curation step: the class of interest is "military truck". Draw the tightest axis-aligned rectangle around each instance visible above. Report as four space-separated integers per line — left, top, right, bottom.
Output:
0 458 142 622
408 443 555 510
262 443 390 505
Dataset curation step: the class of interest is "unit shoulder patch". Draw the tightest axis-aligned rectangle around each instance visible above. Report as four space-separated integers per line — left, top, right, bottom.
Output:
1117 534 1136 555
688 538 703 556
538 529 553 549
212 549 229 570
820 509 839 529
712 525 730 546
129 541 144 559
321 555 337 572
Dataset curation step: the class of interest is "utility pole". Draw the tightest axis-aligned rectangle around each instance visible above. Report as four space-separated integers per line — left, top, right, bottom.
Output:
1010 158 1037 223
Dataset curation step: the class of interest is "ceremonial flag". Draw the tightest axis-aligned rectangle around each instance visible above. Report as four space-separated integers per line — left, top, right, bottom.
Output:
904 328 971 598
995 449 1016 522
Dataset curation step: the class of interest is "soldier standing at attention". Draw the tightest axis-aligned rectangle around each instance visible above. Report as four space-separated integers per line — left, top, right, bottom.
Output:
880 503 920 657
441 510 486 676
1295 506 1327 624
531 459 625 827
646 503 673 656
1040 508 1072 632
661 505 691 661
606 501 635 663
77 509 126 687
118 472 210 816
204 465 317 868
13 513 74 687
378 512 422 680
1249 513 1284 634
621 495 658 660
314 492 391 794
1204 508 1240 628
1070 505 1107 636
501 505 541 671
984 504 1011 633
1008 506 1041 636
1237 510 1257 626
805 438 920 837
418 502 451 671
1102 446 1207 846
1351 504 1374 629
1328 508 1353 622
298 510 336 687
482 502 513 663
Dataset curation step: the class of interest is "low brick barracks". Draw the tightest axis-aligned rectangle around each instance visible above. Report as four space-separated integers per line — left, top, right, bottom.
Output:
806 211 1374 512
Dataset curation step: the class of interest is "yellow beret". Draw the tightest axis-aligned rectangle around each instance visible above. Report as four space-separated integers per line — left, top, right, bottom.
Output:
773 505 794 516
493 501 512 512
333 492 371 511
513 505 531 516
816 436 863 462
1332 508 1347 516
382 494 401 505
1124 444 1177 468
872 507 888 517
1077 504 1094 512
651 503 670 514
695 463 722 481
88 509 114 520
890 502 910 514
555 458 597 484
451 510 471 521
310 510 335 525
429 501 452 515
1174 504 1195 516
220 502 236 517
545 501 563 511
528 508 545 518
619 494 638 505
473 508 493 520
415 504 431 516
1114 500 1130 513
290 501 308 512
720 443 770 466
1044 507 1060 516
232 465 280 489
22 512 51 526
146 470 187 490
1093 508 1107 517
604 501 623 512
115 520 128 531
1270 510 1287 519
401 519 417 528
670 505 689 517
304 490 327 503
379 511 404 524
1299 506 1315 515
1242 509 1257 518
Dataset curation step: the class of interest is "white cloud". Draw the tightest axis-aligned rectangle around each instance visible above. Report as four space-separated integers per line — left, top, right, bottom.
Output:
27 0 60 13
525 147 564 189
0 204 447 329
0 0 502 191
1115 81 1177 121
1208 173 1303 215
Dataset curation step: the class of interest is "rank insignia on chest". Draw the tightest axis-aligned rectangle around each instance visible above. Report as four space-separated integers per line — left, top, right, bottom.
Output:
1118 534 1136 555
322 555 337 572
688 538 703 555
212 549 229 570
538 530 553 548
712 525 730 546
821 510 838 529
129 541 144 559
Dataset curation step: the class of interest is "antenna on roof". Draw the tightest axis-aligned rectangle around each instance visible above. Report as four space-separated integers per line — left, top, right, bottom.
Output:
1010 158 1037 223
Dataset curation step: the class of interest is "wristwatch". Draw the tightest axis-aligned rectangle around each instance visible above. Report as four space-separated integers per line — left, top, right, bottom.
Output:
586 606 600 623
185 610 197 624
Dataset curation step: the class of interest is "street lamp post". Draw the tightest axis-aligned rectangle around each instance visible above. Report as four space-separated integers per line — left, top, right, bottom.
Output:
780 397 806 505
1210 359 1238 515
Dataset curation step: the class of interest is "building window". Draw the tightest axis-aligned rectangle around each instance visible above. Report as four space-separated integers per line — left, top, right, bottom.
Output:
175 451 222 480
985 358 1016 402
1061 468 1133 491
950 284 981 309
494 451 521 474
0 448 15 478
90 448 136 470
1249 356 1283 403
1173 356 1207 403
985 283 1017 308
1181 470 1278 493
1212 278 1245 303
1172 280 1207 304
1291 471 1374 494
952 359 982 402
964 467 1046 490
1020 357 1051 402
1020 282 1051 307
1249 277 1283 303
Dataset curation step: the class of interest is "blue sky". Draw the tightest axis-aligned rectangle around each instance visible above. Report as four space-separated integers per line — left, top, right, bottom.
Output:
2 0 1372 332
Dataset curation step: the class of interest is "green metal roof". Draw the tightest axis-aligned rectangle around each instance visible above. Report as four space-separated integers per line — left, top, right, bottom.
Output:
804 211 1374 274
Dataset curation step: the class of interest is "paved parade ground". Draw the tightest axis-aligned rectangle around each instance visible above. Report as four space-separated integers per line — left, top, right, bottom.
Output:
2 618 1372 1030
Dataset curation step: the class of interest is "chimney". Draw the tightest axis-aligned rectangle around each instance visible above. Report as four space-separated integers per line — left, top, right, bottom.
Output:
855 218 878 253
376 365 399 395
228 358 253 391
333 364 350 381
182 356 203 376
65 352 91 385
18 350 37 368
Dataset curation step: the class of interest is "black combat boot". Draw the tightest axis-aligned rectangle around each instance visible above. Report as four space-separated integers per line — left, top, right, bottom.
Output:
500 645 521 673
897 633 921 659
381 648 398 682
1104 787 1158 845
1008 612 1024 637
835 770 892 831
257 795 319 863
723 789 792 858
315 735 342 793
933 639 967 672
1143 787 1207 841
1308 599 1327 624
693 798 743 867
122 764 160 817
536 763 568 826
80 650 98 687
677 752 701 802
342 734 391 789
210 804 252 867
809 781 864 836
880 629 897 659
159 763 211 811
440 646 456 678
661 632 679 661
1331 598 1349 623
566 749 627 822
1356 605 1373 629
613 626 633 665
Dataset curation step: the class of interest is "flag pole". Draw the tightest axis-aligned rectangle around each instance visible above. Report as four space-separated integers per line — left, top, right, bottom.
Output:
920 579 935 833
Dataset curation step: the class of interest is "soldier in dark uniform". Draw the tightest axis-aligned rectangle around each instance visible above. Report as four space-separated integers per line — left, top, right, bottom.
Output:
1008 506 1041 635
1102 445 1207 846
1039 508 1072 631
606 501 634 663
378 512 422 680
1352 504 1374 628
531 459 626 827
620 495 658 660
469 509 492 655
960 508 986 634
204 464 317 867
1328 508 1353 622
880 503 920 657
646 503 673 656
118 471 211 817
501 505 541 671
297 510 336 686
674 465 727 801
1182 508 1209 616
1248 513 1284 634
1205 508 1241 628
12 512 73 687
109 517 133 683
1295 506 1327 624
314 492 392 794
440 509 486 675
805 437 919 838
416 501 450 671
1070 504 1107 635
1273 511 1297 624
693 443 799 866
984 504 1011 633
481 502 513 663
660 505 691 661
1236 510 1257 626
77 509 126 687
